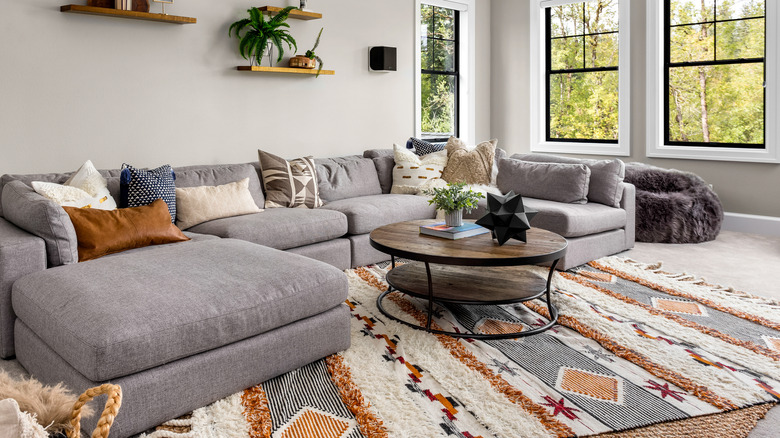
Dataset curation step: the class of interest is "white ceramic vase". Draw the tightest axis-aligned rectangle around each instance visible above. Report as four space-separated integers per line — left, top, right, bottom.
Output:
444 209 463 227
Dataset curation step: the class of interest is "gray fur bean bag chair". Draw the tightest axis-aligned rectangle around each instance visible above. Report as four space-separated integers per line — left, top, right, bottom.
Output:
624 163 723 243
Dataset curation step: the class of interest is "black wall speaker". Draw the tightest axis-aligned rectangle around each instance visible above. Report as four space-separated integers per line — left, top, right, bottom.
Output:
369 46 397 71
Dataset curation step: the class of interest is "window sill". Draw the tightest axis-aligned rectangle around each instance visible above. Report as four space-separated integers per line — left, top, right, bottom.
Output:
531 141 630 157
647 145 780 164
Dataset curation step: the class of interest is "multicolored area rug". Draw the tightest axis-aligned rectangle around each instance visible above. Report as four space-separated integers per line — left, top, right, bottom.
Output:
143 257 779 438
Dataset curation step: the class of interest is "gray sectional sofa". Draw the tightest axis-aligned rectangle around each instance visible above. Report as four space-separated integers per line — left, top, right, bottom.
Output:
0 149 634 437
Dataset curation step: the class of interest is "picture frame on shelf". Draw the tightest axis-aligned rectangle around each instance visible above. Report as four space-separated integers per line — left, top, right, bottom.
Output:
153 0 173 14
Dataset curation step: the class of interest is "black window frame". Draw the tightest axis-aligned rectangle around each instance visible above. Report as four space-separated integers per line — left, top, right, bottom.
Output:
420 4 460 143
664 0 766 149
545 2 620 144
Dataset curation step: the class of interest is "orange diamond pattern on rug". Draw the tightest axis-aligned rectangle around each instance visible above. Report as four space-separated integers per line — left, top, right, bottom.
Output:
557 367 623 404
652 298 707 316
578 270 616 283
762 336 780 352
476 318 524 336
278 408 352 438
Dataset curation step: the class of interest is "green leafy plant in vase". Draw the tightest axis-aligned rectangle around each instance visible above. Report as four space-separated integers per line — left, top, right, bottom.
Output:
423 182 484 227
229 6 298 67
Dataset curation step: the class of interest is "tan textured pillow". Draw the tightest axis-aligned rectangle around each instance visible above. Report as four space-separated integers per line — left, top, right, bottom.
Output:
441 137 498 185
390 144 448 194
258 150 323 208
175 178 262 230
63 199 190 262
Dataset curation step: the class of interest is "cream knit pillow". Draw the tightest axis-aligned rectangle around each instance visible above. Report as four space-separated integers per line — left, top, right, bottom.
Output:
390 144 448 194
175 178 262 230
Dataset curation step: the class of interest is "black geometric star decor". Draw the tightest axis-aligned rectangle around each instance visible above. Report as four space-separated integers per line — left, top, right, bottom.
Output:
476 191 538 245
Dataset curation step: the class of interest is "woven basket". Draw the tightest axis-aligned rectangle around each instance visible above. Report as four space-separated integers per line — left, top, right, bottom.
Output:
66 384 122 438
289 55 316 69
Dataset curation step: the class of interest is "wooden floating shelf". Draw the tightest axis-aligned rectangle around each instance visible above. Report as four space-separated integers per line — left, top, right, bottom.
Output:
60 5 197 24
258 6 322 20
237 66 335 76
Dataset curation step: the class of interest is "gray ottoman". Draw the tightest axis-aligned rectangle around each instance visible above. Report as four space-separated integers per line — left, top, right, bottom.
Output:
12 239 350 437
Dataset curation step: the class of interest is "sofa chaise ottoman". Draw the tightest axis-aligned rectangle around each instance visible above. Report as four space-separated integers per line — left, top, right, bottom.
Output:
12 238 349 437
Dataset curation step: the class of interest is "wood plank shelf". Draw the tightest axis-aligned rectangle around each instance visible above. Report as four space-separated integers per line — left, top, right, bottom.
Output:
258 6 322 21
237 66 335 76
60 5 197 24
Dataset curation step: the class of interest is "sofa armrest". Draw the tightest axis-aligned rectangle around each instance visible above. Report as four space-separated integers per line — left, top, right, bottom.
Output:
0 217 47 358
620 183 636 249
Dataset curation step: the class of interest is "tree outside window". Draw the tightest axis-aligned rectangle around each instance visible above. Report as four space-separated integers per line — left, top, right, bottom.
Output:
420 4 459 140
666 0 765 147
547 0 620 143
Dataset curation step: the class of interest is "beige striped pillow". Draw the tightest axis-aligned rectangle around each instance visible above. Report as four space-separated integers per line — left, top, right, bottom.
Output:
258 150 323 209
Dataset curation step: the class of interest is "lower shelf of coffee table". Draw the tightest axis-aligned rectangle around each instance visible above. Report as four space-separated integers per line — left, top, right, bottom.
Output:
386 263 547 304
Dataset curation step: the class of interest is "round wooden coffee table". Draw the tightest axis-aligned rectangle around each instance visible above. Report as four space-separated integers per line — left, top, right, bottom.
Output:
369 220 567 339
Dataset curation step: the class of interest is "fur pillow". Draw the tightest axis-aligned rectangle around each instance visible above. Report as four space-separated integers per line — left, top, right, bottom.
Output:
441 137 498 185
31 160 117 210
391 144 447 194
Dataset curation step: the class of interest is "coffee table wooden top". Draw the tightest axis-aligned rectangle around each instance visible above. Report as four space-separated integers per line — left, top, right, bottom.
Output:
370 220 567 266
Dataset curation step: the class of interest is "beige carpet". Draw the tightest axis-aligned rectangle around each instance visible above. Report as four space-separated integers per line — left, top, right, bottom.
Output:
1 230 778 437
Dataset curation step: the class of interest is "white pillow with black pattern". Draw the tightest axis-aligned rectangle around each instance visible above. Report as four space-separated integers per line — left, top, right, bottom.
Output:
406 137 447 156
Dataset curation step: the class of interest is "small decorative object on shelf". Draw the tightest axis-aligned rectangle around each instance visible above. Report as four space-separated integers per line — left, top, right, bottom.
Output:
300 0 308 10
476 191 538 245
290 55 316 69
300 27 325 76
153 0 173 15
423 182 484 227
229 6 298 67
419 222 489 240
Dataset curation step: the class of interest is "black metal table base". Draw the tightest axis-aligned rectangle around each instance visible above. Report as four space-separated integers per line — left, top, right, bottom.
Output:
375 258 560 340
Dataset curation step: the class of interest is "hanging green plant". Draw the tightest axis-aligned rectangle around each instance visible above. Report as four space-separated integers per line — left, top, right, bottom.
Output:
305 28 325 77
228 6 298 66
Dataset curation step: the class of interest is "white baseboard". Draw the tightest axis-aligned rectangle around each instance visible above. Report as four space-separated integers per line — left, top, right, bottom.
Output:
723 212 780 237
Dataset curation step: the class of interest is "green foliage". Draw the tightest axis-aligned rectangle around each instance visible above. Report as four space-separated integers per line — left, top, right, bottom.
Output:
229 7 298 66
305 28 325 77
423 183 484 214
667 0 765 144
420 5 457 137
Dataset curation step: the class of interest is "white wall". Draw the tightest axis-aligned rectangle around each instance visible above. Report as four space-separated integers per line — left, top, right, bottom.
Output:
0 0 491 175
491 0 780 217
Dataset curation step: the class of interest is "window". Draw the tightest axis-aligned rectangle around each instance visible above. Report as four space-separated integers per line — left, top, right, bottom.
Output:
416 0 475 144
647 0 779 162
530 0 631 156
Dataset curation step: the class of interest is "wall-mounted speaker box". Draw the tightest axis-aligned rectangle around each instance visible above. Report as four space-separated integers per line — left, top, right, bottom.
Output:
369 46 397 71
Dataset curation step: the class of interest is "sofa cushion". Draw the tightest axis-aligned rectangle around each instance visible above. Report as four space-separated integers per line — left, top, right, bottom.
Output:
258 150 323 209
498 158 591 204
175 178 262 230
315 156 382 202
441 137 497 186
64 199 190 262
1 181 78 267
173 163 265 210
187 208 347 250
320 194 436 235
522 197 627 238
11 239 348 381
512 153 625 207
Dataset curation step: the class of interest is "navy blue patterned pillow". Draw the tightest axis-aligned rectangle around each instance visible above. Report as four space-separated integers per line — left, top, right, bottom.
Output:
406 137 447 156
119 164 177 222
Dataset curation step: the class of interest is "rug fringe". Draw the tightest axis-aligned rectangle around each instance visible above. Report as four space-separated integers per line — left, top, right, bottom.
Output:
241 385 272 438
325 355 389 438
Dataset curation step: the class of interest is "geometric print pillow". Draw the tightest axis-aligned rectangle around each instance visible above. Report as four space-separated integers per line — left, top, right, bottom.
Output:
119 163 177 222
390 143 447 195
257 150 323 209
406 137 447 156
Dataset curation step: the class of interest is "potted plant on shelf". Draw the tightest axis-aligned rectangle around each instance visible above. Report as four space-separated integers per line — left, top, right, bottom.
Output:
229 6 298 67
290 27 325 76
423 183 484 227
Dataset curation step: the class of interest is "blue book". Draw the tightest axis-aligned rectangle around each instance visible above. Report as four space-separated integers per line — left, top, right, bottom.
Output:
419 222 489 240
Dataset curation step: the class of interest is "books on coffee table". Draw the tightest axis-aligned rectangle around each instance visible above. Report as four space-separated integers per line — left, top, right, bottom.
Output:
419 222 490 240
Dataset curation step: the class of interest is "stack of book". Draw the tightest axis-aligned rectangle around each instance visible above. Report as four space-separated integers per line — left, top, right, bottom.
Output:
419 222 489 240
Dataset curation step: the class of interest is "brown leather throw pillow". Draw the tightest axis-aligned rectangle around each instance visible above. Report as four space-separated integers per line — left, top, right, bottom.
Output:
63 199 190 262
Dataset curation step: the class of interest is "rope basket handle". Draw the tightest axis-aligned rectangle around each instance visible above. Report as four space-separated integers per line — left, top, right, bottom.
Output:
66 384 123 438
